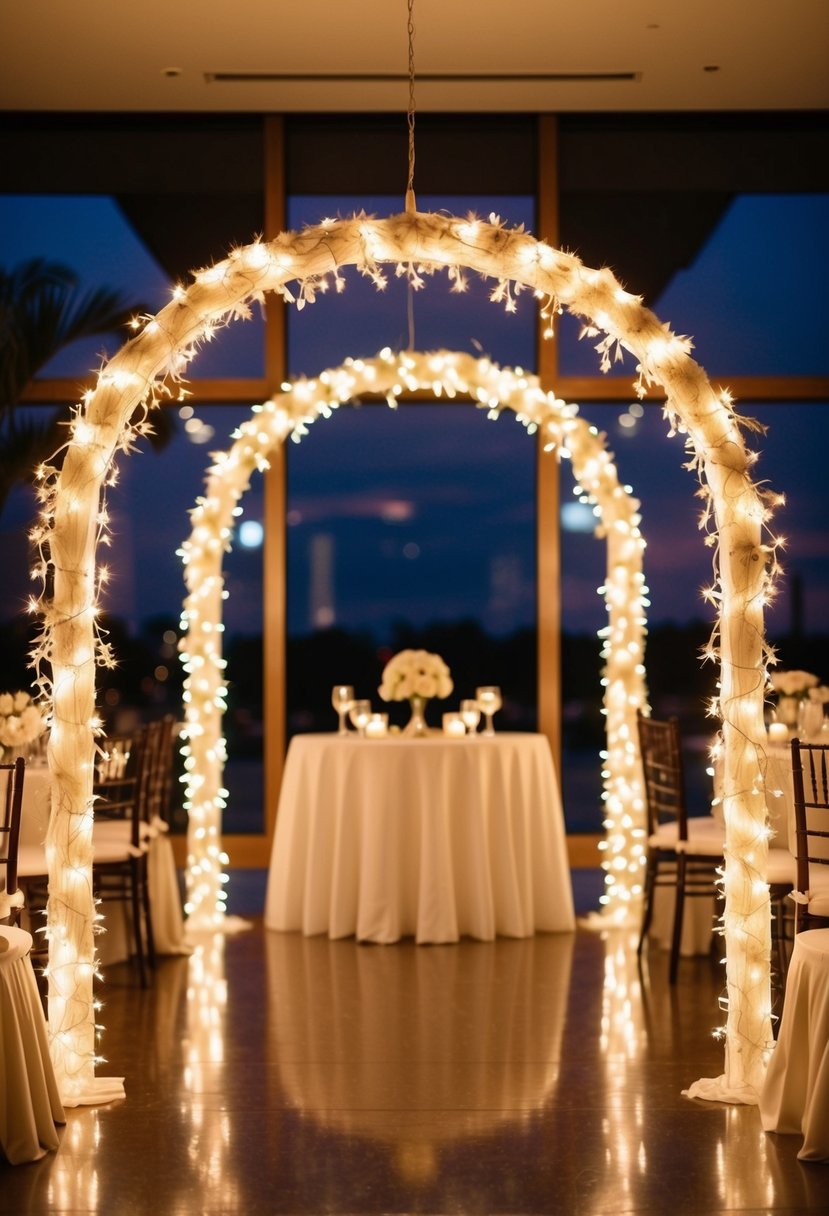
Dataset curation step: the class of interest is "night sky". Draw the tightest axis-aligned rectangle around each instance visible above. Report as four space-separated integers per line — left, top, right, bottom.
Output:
1 191 828 646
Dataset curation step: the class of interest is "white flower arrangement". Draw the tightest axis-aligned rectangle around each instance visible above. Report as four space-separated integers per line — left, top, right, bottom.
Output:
0 690 48 749
378 649 453 703
770 669 820 699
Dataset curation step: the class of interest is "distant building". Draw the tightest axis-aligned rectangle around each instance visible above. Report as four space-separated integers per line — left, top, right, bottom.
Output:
486 553 525 634
309 532 335 629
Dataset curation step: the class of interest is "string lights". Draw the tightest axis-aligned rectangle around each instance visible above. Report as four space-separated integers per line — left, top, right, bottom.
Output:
32 210 781 1103
178 348 649 931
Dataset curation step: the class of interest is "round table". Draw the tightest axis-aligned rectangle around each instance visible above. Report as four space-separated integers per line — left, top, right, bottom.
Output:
760 927 829 1161
0 925 64 1163
265 732 575 944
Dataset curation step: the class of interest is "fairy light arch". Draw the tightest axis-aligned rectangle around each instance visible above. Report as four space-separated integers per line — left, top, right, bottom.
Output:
34 210 781 1105
178 347 649 934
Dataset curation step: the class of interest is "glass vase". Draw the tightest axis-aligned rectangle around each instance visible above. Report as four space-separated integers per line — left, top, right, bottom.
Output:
403 694 430 738
797 697 823 739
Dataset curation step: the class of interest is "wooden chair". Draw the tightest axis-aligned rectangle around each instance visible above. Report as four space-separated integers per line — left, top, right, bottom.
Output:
141 716 177 830
0 757 25 926
790 739 829 933
636 711 725 982
91 730 154 986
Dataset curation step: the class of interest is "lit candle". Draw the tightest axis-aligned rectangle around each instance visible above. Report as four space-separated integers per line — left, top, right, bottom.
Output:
365 713 389 738
443 713 466 737
768 722 788 746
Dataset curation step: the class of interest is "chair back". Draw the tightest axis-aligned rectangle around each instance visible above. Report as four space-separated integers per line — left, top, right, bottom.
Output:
790 739 829 895
636 711 689 841
0 757 25 923
141 717 177 828
94 732 147 849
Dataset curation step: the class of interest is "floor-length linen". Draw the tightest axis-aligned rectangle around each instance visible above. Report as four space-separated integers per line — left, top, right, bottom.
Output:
265 732 574 944
0 926 65 1164
760 927 829 1162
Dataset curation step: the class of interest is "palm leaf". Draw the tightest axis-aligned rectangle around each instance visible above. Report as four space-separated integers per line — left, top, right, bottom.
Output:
0 258 175 518
0 258 141 408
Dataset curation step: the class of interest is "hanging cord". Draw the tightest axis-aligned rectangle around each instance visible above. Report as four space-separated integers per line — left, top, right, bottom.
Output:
407 280 416 350
405 0 417 346
405 0 417 214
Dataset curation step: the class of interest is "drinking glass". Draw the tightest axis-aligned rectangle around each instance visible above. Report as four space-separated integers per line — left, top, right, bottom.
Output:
798 696 823 739
460 699 481 735
348 699 372 737
475 686 502 736
331 684 354 735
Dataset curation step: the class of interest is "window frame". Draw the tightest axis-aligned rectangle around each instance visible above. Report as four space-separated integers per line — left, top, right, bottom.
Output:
15 114 829 868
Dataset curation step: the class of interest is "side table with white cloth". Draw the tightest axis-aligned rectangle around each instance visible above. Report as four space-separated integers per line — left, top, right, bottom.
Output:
265 732 575 944
0 925 65 1164
760 927 829 1162
16 763 189 963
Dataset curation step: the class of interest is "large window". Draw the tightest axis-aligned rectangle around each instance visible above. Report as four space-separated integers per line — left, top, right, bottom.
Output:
285 192 538 736
1 112 827 850
556 113 829 829
0 119 268 833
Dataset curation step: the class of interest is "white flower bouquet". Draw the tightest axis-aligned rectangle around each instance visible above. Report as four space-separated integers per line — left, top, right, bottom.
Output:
0 691 48 749
770 670 820 699
379 649 453 703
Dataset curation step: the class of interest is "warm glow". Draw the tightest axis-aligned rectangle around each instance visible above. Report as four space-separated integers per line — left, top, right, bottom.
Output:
179 348 648 928
34 211 780 1104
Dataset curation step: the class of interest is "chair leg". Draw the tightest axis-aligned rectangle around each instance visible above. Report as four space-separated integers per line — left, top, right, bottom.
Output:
669 853 687 984
638 853 658 955
130 858 148 989
141 854 156 970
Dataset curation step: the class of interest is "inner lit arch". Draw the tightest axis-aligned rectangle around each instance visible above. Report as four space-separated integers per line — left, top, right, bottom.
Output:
34 211 781 1104
178 347 649 933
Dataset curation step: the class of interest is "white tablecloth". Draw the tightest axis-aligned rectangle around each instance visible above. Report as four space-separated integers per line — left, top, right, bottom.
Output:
649 872 719 957
265 732 575 944
760 927 829 1162
0 926 64 1164
17 765 52 855
764 743 797 852
766 739 829 860
17 764 188 960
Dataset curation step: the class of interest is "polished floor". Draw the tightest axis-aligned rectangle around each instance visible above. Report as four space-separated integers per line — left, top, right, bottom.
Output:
3 878 827 1214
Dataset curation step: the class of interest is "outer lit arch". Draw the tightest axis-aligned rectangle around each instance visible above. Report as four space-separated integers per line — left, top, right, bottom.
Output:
38 211 778 1103
178 348 649 933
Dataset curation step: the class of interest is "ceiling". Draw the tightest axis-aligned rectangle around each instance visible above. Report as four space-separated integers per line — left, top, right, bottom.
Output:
2 0 828 114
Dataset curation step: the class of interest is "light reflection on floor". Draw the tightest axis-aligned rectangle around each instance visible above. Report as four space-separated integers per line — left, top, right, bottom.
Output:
4 920 825 1214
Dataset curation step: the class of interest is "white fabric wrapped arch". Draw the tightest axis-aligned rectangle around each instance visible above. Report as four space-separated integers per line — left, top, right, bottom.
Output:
179 348 649 932
33 211 777 1104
